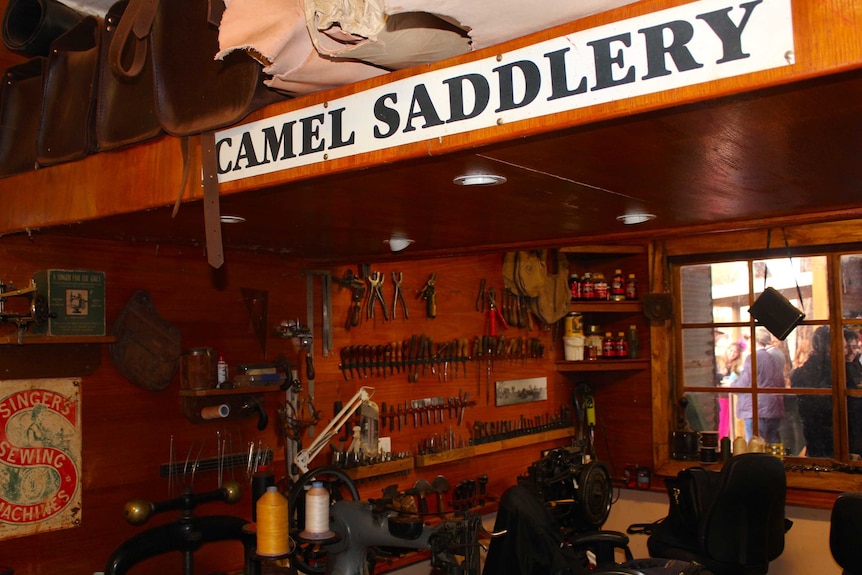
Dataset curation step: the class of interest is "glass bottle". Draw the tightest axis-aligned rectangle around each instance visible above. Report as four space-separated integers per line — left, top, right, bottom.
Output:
625 273 639 300
616 331 629 358
569 273 581 301
602 332 616 358
593 272 609 300
586 325 603 358
582 272 595 300
611 269 626 301
626 325 640 359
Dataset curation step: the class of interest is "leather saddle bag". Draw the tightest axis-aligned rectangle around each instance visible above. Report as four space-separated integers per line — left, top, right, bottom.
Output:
110 0 283 137
0 57 44 178
110 289 182 391
95 0 162 151
36 15 100 166
2 0 84 56
109 0 285 268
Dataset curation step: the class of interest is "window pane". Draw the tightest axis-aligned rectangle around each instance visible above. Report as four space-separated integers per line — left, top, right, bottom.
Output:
795 392 835 458
842 322 862 389
683 391 721 433
789 326 833 390
680 262 749 324
681 328 722 388
754 255 827 321
841 254 862 319
849 396 862 458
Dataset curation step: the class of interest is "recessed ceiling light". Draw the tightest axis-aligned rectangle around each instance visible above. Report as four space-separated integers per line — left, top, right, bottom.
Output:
616 213 656 225
220 215 246 224
453 174 507 186
384 234 414 252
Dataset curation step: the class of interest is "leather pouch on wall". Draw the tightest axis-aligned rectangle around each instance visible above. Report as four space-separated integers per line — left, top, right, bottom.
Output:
0 57 44 178
110 289 182 391
36 16 99 166
2 0 84 56
109 0 284 137
95 0 162 151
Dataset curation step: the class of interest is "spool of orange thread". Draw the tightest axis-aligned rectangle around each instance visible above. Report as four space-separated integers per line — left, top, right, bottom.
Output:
256 486 289 556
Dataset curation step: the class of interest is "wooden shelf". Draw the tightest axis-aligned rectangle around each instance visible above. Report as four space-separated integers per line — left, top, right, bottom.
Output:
570 301 643 313
556 359 650 372
179 384 282 397
0 334 116 345
415 427 574 467
561 245 646 255
343 458 414 481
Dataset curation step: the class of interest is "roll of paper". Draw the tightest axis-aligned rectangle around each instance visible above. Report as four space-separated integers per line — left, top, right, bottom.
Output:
201 404 230 419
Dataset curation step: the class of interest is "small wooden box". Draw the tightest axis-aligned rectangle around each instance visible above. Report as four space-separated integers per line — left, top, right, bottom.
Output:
32 269 106 336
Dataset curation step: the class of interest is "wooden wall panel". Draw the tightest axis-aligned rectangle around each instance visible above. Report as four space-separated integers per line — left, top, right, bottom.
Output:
0 237 655 574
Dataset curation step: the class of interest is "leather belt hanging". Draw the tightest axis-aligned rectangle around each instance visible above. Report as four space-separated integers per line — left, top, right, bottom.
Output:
201 131 224 269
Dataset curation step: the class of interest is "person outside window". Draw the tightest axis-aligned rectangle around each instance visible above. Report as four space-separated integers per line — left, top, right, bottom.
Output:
732 327 785 443
844 328 862 457
718 342 743 440
791 326 833 457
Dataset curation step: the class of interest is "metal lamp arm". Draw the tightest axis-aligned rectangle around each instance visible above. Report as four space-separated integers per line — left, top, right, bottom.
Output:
294 386 374 473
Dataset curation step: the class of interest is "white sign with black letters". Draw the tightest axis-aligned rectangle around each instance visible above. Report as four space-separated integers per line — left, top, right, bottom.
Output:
216 0 793 183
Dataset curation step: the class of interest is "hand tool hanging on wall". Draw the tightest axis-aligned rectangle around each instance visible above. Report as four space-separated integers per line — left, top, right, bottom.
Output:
302 269 333 357
418 273 437 318
486 288 509 336
391 272 408 319
335 270 366 329
241 287 269 356
366 271 388 320
476 279 486 313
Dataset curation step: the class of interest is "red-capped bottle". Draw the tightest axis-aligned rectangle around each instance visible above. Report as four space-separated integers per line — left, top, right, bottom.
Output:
602 332 616 358
616 332 629 358
611 269 626 301
582 273 595 300
569 273 581 301
625 273 639 300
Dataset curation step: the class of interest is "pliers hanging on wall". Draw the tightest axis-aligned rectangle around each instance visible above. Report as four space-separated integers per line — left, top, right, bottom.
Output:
392 272 408 319
486 288 509 336
367 271 388 320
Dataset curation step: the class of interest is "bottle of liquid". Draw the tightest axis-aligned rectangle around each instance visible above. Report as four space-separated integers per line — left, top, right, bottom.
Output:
593 272 609 301
602 332 616 358
626 325 640 359
611 269 626 301
616 332 629 358
569 273 581 301
625 273 639 300
360 400 380 456
586 325 603 358
217 354 228 388
582 272 594 300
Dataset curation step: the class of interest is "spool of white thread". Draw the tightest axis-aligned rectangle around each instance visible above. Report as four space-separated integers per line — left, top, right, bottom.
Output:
299 481 335 540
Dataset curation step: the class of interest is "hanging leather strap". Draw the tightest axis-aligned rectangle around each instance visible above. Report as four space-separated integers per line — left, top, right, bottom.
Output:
200 130 224 269
107 0 158 79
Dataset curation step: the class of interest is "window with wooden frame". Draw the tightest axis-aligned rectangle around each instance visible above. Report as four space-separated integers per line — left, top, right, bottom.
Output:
673 248 862 466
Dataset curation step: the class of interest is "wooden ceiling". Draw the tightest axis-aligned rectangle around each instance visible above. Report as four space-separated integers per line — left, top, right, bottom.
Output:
43 67 862 263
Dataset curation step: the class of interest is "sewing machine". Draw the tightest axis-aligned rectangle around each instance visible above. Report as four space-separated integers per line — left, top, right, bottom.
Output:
287 467 495 575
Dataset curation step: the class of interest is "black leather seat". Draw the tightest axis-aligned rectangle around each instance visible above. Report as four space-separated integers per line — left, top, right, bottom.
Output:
647 453 789 575
830 492 862 575
484 485 699 575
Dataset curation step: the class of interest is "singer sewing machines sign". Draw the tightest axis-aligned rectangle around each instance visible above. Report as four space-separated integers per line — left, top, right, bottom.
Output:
0 378 82 540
